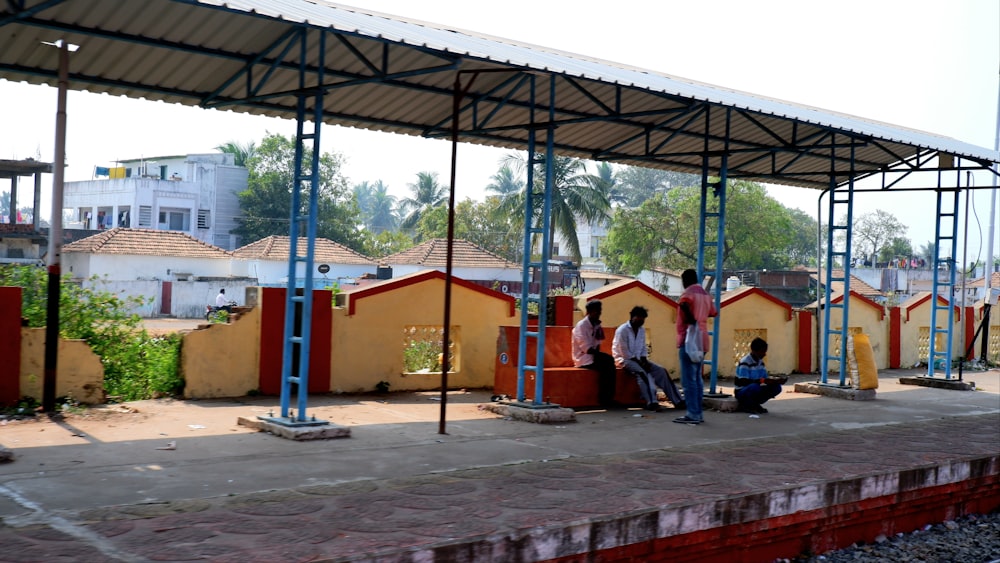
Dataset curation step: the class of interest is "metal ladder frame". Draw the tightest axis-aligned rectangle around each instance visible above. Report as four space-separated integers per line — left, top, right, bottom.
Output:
276 30 326 424
697 107 731 396
514 74 558 407
819 135 855 386
928 163 961 378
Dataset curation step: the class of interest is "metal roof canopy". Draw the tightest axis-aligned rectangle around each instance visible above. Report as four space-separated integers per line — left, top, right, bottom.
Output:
2 0 996 189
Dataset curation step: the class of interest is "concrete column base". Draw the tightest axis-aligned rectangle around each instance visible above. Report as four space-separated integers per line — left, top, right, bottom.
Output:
899 376 974 391
794 382 876 400
237 416 351 440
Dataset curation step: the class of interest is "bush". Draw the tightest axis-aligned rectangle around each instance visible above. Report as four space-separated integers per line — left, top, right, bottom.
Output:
0 264 182 402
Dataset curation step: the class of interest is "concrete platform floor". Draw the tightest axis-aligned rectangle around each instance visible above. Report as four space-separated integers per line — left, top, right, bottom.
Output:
0 368 997 561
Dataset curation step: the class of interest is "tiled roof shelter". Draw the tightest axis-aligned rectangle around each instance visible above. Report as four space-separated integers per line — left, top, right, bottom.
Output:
234 235 374 265
382 239 519 269
63 228 230 258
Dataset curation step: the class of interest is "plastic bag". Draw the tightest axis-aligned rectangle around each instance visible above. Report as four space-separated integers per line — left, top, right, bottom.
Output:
685 324 704 363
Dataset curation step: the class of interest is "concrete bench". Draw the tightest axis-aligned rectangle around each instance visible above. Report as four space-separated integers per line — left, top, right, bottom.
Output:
493 366 645 409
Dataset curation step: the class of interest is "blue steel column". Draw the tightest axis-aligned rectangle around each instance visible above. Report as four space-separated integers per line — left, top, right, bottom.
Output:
513 74 556 407
532 74 557 404
928 162 960 379
706 153 727 394
820 135 853 386
706 109 730 395
279 30 325 422
515 76 536 403
696 107 729 396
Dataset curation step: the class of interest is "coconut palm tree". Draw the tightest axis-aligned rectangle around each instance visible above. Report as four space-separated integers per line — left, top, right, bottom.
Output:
486 165 523 197
498 153 611 263
399 171 446 229
215 140 257 167
368 181 398 233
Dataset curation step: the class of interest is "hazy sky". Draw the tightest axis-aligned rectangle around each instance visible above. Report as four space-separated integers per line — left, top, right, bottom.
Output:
1 0 997 261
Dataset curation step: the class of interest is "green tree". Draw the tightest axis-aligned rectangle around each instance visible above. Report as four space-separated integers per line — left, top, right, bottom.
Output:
399 171 447 229
359 229 414 258
353 180 398 233
613 166 698 207
842 210 906 266
368 181 399 233
215 140 257 167
878 236 914 265
497 153 610 263
232 133 360 249
781 208 820 267
603 180 799 274
485 164 524 197
414 198 522 261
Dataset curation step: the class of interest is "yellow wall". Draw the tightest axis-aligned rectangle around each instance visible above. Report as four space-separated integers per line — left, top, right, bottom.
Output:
332 275 516 392
19 328 104 404
181 307 261 399
817 294 888 371
716 290 797 377
899 298 962 369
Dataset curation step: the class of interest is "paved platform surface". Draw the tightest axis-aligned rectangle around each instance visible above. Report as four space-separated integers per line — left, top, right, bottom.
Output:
0 369 997 562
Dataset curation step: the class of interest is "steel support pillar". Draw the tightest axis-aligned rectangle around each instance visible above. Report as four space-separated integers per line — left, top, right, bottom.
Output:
514 74 558 408
819 135 855 386
277 29 327 425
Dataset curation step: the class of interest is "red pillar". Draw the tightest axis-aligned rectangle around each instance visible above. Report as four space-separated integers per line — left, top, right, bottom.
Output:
551 294 575 327
258 287 332 395
889 307 901 368
0 286 22 405
796 310 813 374
964 306 976 359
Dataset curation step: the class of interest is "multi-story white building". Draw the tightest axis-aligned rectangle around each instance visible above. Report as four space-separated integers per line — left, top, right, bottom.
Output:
63 153 247 250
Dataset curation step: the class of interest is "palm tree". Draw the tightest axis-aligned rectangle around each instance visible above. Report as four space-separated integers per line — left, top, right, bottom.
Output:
486 165 523 197
368 181 398 233
499 152 610 263
215 140 257 167
399 171 446 229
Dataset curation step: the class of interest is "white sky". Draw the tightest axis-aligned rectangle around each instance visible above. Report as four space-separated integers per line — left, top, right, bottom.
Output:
1 0 998 262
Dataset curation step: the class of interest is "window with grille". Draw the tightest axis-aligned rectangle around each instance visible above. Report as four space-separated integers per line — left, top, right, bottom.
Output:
197 209 210 229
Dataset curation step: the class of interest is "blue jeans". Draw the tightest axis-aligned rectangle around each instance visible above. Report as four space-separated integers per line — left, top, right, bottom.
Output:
678 347 704 421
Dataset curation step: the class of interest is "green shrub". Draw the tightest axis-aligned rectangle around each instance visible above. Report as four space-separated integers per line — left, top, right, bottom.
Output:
0 264 182 402
403 339 441 372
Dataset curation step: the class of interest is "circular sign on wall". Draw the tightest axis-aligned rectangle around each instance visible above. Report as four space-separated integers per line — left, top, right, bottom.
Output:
318 264 330 274
499 353 509 365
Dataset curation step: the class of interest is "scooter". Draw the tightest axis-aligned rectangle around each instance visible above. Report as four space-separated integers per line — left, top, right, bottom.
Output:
205 301 237 321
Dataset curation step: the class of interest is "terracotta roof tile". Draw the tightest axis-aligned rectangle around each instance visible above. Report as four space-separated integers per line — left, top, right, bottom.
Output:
233 236 374 265
810 270 883 299
381 239 519 269
62 228 231 258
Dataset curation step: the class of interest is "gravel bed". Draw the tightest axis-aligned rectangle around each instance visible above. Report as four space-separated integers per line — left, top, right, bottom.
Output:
784 512 1000 563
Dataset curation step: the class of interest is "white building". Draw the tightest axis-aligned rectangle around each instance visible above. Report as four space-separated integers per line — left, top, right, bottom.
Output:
63 228 246 318
63 153 247 250
548 214 610 270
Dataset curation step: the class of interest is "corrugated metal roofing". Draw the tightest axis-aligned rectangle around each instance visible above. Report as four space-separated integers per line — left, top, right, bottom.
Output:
2 0 995 191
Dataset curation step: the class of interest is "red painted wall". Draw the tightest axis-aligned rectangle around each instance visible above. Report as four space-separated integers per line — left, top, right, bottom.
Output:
258 287 332 395
0 286 21 405
543 472 999 563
